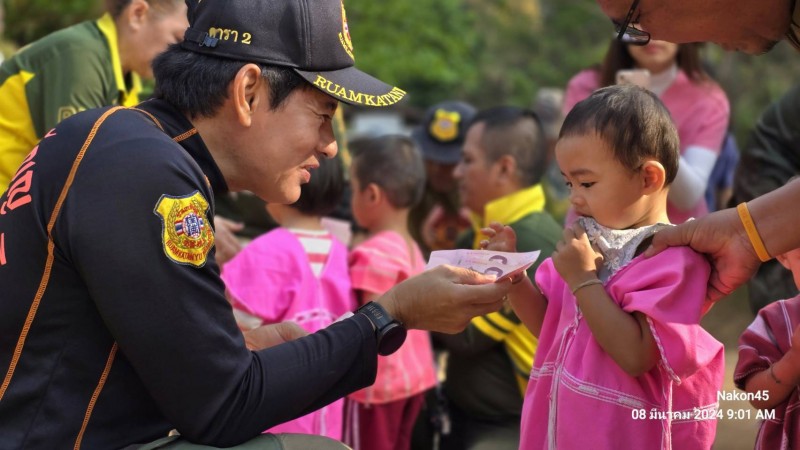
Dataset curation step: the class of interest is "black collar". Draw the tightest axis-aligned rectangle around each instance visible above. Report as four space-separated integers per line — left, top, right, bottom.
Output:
136 99 229 196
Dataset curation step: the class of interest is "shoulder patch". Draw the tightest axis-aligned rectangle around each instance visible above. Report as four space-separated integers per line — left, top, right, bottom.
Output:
153 191 214 267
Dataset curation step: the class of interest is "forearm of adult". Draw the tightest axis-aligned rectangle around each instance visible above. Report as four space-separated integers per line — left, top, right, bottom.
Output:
668 147 718 210
746 179 800 258
246 316 378 425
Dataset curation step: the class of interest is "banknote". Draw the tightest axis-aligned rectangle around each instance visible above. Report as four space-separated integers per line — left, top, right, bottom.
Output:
425 249 541 282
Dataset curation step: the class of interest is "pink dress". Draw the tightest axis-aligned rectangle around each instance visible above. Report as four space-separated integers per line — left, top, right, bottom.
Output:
564 69 729 224
221 227 356 440
348 231 437 404
735 298 800 449
520 247 724 450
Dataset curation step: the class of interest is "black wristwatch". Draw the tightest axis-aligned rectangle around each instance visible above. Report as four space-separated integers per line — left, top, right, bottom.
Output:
356 302 407 356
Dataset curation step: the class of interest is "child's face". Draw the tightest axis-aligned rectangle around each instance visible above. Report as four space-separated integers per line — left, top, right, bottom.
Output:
777 248 800 291
556 133 652 229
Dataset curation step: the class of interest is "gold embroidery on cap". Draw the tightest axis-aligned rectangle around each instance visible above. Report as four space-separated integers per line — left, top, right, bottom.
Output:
429 109 462 142
339 2 355 60
208 27 252 45
312 74 405 106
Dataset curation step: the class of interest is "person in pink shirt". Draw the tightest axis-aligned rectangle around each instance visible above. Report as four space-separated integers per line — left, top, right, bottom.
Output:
344 135 437 450
484 85 724 449
735 241 800 449
563 40 729 224
221 156 355 441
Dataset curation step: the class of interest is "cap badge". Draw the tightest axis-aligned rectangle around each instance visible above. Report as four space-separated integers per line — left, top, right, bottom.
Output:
429 109 462 142
339 2 355 61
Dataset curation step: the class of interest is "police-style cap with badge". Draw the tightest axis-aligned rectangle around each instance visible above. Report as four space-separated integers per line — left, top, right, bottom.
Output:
180 0 405 107
412 101 477 164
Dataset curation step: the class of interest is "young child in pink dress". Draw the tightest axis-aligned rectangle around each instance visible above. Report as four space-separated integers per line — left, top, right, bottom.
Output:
735 241 800 449
483 85 724 449
221 156 355 441
343 135 437 450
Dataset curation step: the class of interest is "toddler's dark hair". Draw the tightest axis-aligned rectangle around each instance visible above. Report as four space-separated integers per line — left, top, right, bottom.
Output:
349 135 426 209
560 84 680 184
292 156 345 217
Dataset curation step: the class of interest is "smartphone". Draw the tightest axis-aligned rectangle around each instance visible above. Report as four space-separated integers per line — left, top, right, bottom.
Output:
615 69 651 89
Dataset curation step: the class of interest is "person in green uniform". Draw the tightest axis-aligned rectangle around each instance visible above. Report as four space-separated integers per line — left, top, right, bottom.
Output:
435 106 563 450
0 0 187 191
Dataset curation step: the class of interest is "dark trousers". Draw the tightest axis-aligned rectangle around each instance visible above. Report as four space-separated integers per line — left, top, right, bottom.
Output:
438 403 520 450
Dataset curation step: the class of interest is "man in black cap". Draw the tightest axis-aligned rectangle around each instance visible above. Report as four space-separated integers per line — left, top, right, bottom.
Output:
0 1 510 448
409 100 476 258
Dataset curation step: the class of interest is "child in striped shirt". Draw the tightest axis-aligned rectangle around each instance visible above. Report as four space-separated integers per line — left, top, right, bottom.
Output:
221 156 355 441
344 135 437 450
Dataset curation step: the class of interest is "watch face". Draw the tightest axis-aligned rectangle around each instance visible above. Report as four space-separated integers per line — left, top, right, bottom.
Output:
378 322 407 356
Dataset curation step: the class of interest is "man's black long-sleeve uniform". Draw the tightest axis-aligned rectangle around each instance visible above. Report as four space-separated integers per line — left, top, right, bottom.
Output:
0 100 378 449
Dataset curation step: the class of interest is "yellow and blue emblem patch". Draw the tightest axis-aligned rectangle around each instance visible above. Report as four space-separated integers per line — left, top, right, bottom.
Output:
429 109 462 142
154 191 214 267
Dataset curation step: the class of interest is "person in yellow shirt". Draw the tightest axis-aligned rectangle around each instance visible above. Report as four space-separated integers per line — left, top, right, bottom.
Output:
0 0 187 191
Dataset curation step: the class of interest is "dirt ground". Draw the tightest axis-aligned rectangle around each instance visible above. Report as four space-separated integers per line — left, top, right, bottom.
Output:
700 286 761 449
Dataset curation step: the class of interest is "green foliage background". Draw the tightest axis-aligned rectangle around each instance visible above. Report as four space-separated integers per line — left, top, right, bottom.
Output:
5 0 800 144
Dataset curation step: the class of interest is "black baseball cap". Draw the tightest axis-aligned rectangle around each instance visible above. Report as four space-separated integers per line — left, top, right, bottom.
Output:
411 101 476 164
181 0 405 107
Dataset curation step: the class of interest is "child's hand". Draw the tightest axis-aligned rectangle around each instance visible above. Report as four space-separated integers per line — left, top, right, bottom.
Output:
553 223 603 288
479 222 518 253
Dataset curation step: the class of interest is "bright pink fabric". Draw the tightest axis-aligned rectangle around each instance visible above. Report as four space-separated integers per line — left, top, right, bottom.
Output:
735 298 800 450
348 231 437 405
520 247 724 450
563 69 729 224
221 227 356 440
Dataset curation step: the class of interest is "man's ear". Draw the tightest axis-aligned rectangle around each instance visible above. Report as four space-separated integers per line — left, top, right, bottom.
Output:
640 160 666 193
231 64 266 128
124 0 150 30
496 155 517 181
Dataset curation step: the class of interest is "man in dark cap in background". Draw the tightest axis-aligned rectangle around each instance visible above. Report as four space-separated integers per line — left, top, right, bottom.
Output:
409 101 476 258
0 1 510 448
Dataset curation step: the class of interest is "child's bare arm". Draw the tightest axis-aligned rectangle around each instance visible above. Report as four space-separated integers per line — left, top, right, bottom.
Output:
743 324 800 410
481 222 548 337
554 224 658 376
573 284 659 376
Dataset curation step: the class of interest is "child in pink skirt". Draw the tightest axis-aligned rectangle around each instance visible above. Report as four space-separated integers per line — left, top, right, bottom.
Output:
343 135 437 450
484 85 724 449
221 156 355 441
735 242 800 449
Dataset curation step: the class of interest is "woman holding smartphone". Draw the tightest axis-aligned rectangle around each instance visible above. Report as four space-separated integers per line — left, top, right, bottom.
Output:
562 40 730 224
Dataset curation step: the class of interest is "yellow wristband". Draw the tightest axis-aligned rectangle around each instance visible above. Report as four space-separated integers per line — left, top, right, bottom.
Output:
737 202 772 262
571 278 603 295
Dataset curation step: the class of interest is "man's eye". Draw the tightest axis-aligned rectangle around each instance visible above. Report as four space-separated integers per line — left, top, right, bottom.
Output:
581 182 595 188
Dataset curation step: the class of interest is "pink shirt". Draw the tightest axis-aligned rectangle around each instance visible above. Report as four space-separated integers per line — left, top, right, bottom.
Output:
521 247 724 449
221 227 356 439
564 69 729 224
348 231 437 404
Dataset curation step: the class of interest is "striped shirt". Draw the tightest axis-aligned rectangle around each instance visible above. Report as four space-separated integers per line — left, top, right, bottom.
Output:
289 228 332 277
